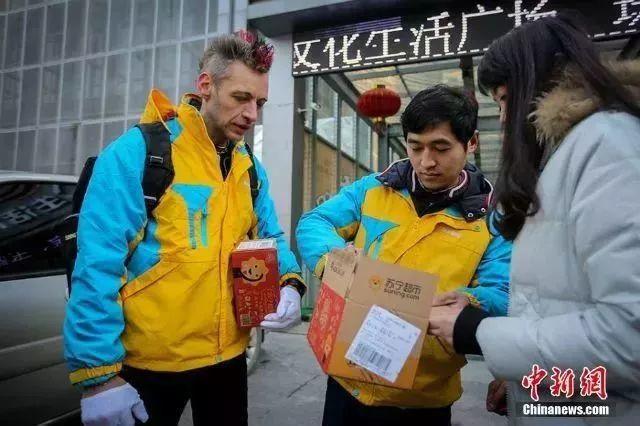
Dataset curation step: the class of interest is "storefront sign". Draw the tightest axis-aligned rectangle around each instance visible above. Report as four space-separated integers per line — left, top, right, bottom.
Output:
293 0 640 76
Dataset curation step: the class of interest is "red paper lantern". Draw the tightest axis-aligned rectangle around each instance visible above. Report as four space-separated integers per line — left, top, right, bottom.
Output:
357 84 401 134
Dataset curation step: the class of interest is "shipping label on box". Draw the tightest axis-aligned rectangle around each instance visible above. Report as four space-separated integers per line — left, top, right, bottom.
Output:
231 239 280 328
307 249 437 389
345 305 422 383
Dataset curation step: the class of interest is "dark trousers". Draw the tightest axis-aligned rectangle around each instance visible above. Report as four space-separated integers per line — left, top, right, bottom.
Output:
121 354 247 426
322 377 452 426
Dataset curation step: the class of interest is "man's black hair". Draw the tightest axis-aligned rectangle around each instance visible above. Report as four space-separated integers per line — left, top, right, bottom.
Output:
401 84 478 145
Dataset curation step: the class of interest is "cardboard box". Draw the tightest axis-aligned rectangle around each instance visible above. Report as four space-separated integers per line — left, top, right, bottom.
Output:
231 239 280 328
307 249 437 389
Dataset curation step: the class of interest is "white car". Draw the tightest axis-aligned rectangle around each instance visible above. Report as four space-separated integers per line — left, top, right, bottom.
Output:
0 172 80 425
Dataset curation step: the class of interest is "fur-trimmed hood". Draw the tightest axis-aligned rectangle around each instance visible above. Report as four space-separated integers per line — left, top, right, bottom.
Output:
531 60 640 150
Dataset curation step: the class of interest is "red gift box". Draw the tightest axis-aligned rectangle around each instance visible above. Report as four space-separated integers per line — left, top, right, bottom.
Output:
231 239 280 328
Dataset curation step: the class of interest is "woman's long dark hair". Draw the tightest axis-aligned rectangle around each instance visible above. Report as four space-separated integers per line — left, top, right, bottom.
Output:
478 14 640 240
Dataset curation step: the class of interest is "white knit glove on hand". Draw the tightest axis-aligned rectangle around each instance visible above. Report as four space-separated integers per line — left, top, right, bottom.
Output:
260 286 302 330
81 383 148 426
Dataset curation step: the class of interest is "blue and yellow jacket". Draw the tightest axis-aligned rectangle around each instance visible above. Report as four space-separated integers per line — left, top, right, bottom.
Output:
296 159 511 408
63 89 304 387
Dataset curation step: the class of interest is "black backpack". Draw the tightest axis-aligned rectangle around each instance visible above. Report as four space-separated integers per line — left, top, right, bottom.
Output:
61 122 260 295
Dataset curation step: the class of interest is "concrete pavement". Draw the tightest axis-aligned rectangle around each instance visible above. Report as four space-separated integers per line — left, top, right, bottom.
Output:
179 322 507 425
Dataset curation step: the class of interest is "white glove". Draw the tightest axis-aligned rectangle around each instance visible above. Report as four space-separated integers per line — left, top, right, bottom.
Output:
81 383 149 426
260 286 301 330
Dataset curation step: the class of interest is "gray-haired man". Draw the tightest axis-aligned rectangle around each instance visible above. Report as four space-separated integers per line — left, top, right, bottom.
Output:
64 31 306 426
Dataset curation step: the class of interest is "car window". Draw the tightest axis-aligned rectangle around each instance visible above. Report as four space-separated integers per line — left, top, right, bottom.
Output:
0 181 75 281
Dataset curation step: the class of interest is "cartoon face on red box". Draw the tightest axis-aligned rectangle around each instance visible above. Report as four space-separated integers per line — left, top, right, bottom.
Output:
240 257 270 285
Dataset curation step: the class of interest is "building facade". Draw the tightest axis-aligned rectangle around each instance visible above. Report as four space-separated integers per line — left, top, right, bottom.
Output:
0 0 246 175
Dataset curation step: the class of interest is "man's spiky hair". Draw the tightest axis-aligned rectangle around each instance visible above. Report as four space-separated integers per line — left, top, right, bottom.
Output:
198 30 274 79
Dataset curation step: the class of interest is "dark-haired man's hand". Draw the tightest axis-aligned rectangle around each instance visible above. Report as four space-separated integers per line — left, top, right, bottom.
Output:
486 379 508 416
432 291 471 310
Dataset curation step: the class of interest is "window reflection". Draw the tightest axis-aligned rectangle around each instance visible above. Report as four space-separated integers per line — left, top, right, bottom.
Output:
179 40 204 95
44 4 64 61
24 7 43 65
87 0 108 54
61 61 82 121
20 68 39 127
40 66 61 124
316 79 337 145
77 124 101 174
105 54 128 117
1 72 20 129
109 0 131 51
154 45 177 101
129 49 153 114
34 129 55 173
0 182 75 281
57 126 78 175
0 133 16 170
157 0 180 42
357 117 371 169
4 12 24 68
0 16 5 70
473 65 502 183
340 103 357 158
183 0 206 38
65 0 86 58
83 57 105 120
133 0 155 47
17 131 36 172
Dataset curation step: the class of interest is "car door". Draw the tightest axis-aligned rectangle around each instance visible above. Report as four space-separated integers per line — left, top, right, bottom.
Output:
0 178 81 425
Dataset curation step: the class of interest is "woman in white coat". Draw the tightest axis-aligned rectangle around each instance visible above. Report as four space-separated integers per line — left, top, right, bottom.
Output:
428 14 640 425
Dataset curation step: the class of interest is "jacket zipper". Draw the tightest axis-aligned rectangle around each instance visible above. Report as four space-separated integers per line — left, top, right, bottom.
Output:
218 181 229 356
189 210 198 249
216 145 234 356
217 147 252 357
200 204 208 247
216 146 241 355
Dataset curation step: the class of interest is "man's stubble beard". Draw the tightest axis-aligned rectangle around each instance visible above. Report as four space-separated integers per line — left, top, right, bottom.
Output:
201 99 228 148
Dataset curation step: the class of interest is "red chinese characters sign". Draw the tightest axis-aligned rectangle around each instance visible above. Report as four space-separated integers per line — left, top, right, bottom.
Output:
522 365 608 401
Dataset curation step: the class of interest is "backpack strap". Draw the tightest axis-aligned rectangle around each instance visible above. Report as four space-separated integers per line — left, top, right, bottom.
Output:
72 156 98 214
62 124 173 297
243 142 261 205
136 122 174 218
61 156 98 297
